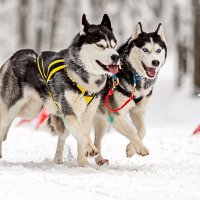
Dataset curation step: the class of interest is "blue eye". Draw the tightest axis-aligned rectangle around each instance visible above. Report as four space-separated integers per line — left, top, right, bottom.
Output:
142 48 149 53
156 49 161 53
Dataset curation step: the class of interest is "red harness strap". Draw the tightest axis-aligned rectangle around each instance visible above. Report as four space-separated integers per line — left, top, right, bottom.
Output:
104 88 134 112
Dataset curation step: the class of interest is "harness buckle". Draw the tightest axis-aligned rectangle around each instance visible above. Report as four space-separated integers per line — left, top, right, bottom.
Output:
131 86 135 95
112 77 119 89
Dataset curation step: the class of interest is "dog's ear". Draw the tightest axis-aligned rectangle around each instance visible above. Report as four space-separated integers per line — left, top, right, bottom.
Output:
81 14 90 34
155 23 166 43
131 22 143 40
101 14 112 31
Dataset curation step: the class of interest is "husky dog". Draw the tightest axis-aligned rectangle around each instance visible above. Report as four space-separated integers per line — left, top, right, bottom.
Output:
93 22 167 165
0 14 120 167
48 22 167 166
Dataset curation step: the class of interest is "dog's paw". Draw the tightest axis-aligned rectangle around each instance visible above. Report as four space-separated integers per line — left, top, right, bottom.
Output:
85 143 99 157
95 156 109 166
54 157 64 164
78 159 90 167
134 142 149 156
126 143 136 157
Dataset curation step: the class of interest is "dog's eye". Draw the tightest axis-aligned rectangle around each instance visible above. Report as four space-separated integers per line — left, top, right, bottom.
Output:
142 48 149 53
96 44 105 49
156 49 161 53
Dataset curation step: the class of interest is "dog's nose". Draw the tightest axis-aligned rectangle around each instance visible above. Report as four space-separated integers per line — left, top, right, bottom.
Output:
152 60 160 67
111 54 119 62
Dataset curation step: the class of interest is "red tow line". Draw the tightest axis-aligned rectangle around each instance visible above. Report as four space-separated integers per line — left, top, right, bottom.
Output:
18 108 49 129
104 88 134 112
104 76 135 113
193 124 200 135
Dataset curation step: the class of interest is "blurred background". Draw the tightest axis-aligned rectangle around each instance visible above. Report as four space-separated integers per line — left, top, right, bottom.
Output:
0 0 199 130
0 0 199 94
0 0 200 94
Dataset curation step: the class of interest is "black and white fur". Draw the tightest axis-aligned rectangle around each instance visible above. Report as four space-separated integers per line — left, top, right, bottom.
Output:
93 23 167 165
0 14 120 167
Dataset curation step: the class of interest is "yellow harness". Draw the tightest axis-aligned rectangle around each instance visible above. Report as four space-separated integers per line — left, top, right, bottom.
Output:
37 56 96 112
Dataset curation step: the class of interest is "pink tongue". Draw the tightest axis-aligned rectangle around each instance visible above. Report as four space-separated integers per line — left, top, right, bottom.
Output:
147 68 156 77
108 65 119 74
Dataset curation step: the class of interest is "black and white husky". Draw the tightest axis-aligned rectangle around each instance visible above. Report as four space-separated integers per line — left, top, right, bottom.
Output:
49 22 167 166
93 22 167 165
0 14 120 167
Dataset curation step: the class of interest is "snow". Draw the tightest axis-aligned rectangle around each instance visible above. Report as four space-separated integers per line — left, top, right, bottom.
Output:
0 55 200 200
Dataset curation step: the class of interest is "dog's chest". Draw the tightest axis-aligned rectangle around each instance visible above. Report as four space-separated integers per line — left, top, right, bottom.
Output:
114 80 153 115
65 90 100 115
134 87 152 99
125 78 153 98
114 91 135 115
124 80 153 98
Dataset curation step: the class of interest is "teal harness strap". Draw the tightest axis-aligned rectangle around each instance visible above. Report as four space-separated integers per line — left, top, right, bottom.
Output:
109 114 115 124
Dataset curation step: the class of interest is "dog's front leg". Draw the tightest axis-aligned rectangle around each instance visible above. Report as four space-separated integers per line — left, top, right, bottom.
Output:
81 117 98 158
112 115 149 157
129 109 146 140
93 114 110 166
129 97 150 140
65 115 98 167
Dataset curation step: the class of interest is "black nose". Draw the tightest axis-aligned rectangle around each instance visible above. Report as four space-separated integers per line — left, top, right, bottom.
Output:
111 54 119 62
152 60 160 67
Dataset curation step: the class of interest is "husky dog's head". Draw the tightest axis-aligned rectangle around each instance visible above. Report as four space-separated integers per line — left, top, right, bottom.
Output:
125 23 167 79
73 14 120 76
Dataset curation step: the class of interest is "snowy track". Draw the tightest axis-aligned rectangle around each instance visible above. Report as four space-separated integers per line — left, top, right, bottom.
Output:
0 123 200 200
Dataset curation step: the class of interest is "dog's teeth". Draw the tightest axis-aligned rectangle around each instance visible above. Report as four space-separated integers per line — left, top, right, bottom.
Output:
119 64 122 69
106 66 109 69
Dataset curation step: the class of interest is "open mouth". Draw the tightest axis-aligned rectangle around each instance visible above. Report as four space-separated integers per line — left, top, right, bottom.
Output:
96 60 119 74
141 61 156 78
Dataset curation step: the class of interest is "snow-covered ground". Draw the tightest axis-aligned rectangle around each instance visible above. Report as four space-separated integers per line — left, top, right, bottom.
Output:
0 56 200 200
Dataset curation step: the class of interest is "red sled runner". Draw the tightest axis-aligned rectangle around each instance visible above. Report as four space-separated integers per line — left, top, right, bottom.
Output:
193 124 200 135
18 108 49 129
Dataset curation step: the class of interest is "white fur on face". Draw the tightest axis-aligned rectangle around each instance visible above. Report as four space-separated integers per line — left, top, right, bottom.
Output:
110 40 116 48
97 40 107 48
80 39 119 76
128 37 166 78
